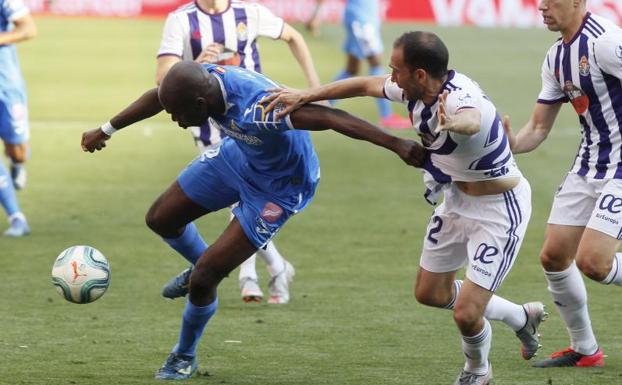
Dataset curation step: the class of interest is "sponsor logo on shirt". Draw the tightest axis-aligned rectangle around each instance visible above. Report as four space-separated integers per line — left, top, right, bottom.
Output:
563 81 589 115
220 121 263 145
579 55 590 77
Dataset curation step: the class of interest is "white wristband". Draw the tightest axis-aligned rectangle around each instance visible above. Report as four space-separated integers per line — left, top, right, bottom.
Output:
101 121 118 136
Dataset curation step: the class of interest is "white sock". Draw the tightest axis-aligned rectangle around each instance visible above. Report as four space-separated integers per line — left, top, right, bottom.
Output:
545 262 598 355
462 319 492 375
239 253 258 281
257 241 286 277
600 253 622 286
446 280 526 331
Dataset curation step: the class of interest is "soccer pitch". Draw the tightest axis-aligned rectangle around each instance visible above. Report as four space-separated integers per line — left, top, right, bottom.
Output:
0 17 619 385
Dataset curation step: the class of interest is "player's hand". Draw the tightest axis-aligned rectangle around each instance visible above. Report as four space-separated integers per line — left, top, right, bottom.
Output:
261 88 309 120
81 128 110 153
395 138 427 168
434 90 452 134
195 43 224 64
502 114 517 151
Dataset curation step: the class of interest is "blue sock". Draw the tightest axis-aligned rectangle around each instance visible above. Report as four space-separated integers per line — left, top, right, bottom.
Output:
163 223 208 265
173 298 218 357
369 65 392 119
0 162 20 216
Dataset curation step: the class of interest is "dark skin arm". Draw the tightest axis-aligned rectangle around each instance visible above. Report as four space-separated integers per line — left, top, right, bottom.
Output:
81 88 164 152
290 104 426 167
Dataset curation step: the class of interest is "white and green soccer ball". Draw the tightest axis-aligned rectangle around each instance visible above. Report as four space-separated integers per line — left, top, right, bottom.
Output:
51 246 110 304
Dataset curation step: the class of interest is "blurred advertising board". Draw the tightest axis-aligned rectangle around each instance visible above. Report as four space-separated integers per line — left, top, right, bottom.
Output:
21 0 622 26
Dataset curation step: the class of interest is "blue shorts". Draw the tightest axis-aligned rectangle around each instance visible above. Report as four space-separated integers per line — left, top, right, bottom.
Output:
0 89 29 145
177 141 318 248
343 17 383 59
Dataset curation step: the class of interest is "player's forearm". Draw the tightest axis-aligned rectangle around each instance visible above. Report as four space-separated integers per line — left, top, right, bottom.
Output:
286 32 321 88
304 76 381 103
512 122 550 153
296 105 397 149
443 109 481 135
0 17 37 45
109 88 163 130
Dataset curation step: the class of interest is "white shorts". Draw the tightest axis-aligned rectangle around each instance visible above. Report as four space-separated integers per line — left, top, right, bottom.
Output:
419 178 532 292
548 173 622 239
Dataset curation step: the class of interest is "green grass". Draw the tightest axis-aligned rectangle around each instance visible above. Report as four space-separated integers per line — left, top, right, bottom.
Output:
0 17 619 385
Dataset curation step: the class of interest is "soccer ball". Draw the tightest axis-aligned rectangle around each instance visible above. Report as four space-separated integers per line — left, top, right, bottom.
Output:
51 245 111 304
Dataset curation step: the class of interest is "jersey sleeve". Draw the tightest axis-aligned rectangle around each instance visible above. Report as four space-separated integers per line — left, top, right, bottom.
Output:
157 13 185 58
3 0 29 21
382 77 406 103
594 31 622 80
254 4 285 39
443 86 483 116
537 50 567 104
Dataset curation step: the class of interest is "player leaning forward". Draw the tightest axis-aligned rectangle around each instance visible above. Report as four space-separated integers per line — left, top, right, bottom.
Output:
81 61 425 380
264 31 546 385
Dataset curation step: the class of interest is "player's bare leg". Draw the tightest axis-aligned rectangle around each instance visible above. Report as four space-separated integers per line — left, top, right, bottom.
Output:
534 224 604 368
146 181 211 300
452 280 493 385
415 267 545 360
4 142 28 190
156 218 257 380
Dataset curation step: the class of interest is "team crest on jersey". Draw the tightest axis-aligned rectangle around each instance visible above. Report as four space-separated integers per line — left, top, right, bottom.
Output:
563 80 589 115
579 56 590 77
616 45 622 59
215 66 226 74
260 202 283 223
237 22 248 41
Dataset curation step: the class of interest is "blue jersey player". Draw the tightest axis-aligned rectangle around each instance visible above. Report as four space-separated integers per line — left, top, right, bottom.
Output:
81 61 425 380
0 0 36 236
334 0 411 129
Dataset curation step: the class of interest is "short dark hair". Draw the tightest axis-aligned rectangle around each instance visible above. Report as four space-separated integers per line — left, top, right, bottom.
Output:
393 31 449 79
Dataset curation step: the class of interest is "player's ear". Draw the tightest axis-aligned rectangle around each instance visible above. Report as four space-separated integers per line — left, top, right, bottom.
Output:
414 68 427 82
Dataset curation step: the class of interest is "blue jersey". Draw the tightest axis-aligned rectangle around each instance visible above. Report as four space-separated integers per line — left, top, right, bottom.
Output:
0 0 28 93
345 0 380 25
203 64 320 192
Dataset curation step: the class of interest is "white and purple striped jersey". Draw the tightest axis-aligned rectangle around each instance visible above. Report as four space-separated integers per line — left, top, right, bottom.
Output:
157 0 284 73
383 71 521 185
538 13 622 179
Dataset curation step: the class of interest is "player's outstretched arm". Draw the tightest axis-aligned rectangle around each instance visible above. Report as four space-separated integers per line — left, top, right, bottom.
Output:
291 104 426 167
81 88 163 153
280 23 321 88
0 14 36 45
263 76 386 119
506 102 561 154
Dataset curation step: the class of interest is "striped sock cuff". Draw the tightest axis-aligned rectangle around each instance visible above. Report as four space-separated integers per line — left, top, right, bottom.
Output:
462 319 491 345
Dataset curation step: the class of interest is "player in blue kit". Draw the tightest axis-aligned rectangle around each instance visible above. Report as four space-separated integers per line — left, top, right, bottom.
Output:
0 0 35 237
332 0 411 129
81 61 425 380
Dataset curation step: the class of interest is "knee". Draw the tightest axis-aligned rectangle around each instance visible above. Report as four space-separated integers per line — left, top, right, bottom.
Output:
576 254 610 282
453 302 481 332
540 248 572 272
414 282 452 308
190 260 228 295
145 203 172 236
368 55 382 68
